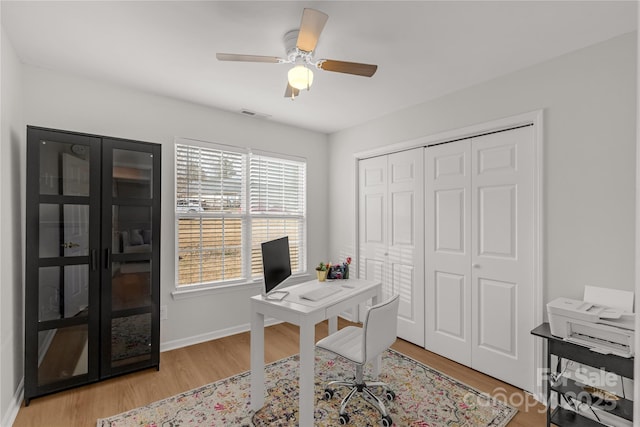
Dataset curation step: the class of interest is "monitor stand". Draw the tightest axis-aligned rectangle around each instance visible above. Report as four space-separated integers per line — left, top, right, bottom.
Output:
265 290 289 301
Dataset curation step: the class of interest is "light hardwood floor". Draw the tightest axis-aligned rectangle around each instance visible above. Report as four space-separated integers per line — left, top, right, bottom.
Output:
13 319 546 426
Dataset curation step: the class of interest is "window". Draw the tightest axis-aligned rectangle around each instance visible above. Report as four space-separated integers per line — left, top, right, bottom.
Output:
175 139 306 289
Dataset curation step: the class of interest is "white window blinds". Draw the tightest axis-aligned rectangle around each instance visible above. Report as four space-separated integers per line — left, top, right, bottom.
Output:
175 141 306 288
249 153 306 279
249 154 306 216
176 144 244 213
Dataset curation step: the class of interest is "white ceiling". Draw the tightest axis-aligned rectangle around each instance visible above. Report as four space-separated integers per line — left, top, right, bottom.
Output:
2 1 637 134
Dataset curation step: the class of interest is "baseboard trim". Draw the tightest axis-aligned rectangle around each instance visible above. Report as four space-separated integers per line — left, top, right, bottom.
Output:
3 378 24 427
159 318 284 353
159 312 356 353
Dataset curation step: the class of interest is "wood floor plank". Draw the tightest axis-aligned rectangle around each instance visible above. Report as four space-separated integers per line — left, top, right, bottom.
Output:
13 319 546 426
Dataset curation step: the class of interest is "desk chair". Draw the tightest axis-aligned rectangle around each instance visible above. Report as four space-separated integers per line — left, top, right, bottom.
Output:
316 294 399 426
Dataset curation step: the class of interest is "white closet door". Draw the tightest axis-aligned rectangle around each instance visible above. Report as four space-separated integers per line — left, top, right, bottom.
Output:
424 140 472 365
425 126 535 392
388 149 424 346
358 149 424 346
470 127 535 391
359 155 387 291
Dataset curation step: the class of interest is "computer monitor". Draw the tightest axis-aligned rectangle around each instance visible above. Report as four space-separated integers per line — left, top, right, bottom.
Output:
260 236 292 300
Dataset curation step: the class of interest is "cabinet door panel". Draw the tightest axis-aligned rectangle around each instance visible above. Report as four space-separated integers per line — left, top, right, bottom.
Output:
112 261 152 311
25 127 101 402
38 265 90 321
37 326 89 386
112 149 154 198
111 313 152 367
39 204 90 258
101 138 160 377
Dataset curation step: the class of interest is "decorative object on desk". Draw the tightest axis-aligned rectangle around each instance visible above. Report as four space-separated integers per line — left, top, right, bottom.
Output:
327 256 352 280
96 348 517 427
316 262 329 282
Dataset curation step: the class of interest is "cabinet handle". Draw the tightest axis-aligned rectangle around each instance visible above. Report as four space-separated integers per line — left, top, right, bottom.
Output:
91 249 97 271
104 248 111 268
472 264 480 268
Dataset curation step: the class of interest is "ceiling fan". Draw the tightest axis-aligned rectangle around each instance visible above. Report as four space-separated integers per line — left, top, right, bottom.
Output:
216 8 378 99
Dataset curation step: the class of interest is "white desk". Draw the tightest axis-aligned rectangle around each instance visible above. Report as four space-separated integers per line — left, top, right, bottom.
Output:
250 278 381 426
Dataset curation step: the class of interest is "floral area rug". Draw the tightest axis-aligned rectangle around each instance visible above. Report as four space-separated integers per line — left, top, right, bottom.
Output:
97 348 517 426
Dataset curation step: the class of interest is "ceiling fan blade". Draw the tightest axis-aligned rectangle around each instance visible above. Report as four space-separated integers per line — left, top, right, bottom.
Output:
318 59 378 77
284 83 300 98
216 53 281 63
296 8 328 52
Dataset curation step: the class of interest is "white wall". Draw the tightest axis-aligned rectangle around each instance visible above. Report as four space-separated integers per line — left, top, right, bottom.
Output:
21 65 330 346
0 26 25 427
328 32 637 305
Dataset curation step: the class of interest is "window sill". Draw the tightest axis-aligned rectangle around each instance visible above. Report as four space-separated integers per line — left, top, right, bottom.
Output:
171 273 313 300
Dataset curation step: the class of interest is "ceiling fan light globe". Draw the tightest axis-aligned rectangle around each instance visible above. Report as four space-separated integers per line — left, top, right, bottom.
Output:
288 65 314 90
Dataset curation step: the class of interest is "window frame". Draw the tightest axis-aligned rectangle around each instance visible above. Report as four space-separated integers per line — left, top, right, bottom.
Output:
173 138 308 296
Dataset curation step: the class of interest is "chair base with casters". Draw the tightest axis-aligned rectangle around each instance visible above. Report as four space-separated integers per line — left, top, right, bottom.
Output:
323 360 395 426
316 294 400 426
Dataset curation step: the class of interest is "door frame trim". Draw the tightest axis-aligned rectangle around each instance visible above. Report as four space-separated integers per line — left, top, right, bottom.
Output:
354 109 544 397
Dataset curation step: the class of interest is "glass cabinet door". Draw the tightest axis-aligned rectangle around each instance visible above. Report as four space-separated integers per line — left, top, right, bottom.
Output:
101 139 160 374
25 128 101 402
25 127 161 404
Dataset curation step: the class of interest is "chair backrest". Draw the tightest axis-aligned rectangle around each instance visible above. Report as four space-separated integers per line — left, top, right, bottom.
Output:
363 294 400 363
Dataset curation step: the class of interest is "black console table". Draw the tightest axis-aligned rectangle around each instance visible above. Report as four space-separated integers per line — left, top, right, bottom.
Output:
531 323 633 426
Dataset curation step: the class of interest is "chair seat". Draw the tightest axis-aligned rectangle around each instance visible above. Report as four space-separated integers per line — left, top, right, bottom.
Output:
316 326 365 364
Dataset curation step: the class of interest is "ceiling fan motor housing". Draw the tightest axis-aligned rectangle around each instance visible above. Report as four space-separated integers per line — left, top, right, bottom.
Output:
283 29 314 65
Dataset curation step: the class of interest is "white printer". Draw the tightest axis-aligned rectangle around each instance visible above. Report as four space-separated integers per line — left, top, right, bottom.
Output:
547 296 635 358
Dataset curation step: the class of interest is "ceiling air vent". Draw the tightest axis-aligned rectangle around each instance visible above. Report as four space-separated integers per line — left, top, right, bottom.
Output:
240 109 271 119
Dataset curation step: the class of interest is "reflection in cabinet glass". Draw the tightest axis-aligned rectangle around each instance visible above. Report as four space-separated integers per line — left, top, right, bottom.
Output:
25 126 161 404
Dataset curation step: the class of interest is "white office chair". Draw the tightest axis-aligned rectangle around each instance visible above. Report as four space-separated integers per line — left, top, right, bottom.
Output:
316 294 400 426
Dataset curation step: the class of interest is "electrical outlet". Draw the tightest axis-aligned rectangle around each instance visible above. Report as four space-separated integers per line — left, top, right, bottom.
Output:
160 305 168 320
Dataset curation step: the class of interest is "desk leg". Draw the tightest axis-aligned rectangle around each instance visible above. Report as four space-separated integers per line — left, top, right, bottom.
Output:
299 322 315 425
328 316 337 334
250 308 265 411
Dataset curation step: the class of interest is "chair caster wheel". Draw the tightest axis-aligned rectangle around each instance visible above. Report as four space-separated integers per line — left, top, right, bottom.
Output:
324 388 334 400
385 389 396 401
339 413 350 425
381 415 393 426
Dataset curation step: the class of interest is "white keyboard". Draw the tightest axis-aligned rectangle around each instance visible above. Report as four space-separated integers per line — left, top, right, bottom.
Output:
300 286 341 301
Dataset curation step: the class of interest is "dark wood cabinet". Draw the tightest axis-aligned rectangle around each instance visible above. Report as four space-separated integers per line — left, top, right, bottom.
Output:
531 323 633 427
25 126 161 404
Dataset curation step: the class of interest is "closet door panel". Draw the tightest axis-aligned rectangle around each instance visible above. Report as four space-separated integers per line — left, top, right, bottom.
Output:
477 184 517 258
435 189 465 253
359 155 387 293
358 149 424 346
387 149 424 346
433 271 465 338
477 278 516 355
425 140 472 365
470 126 535 392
